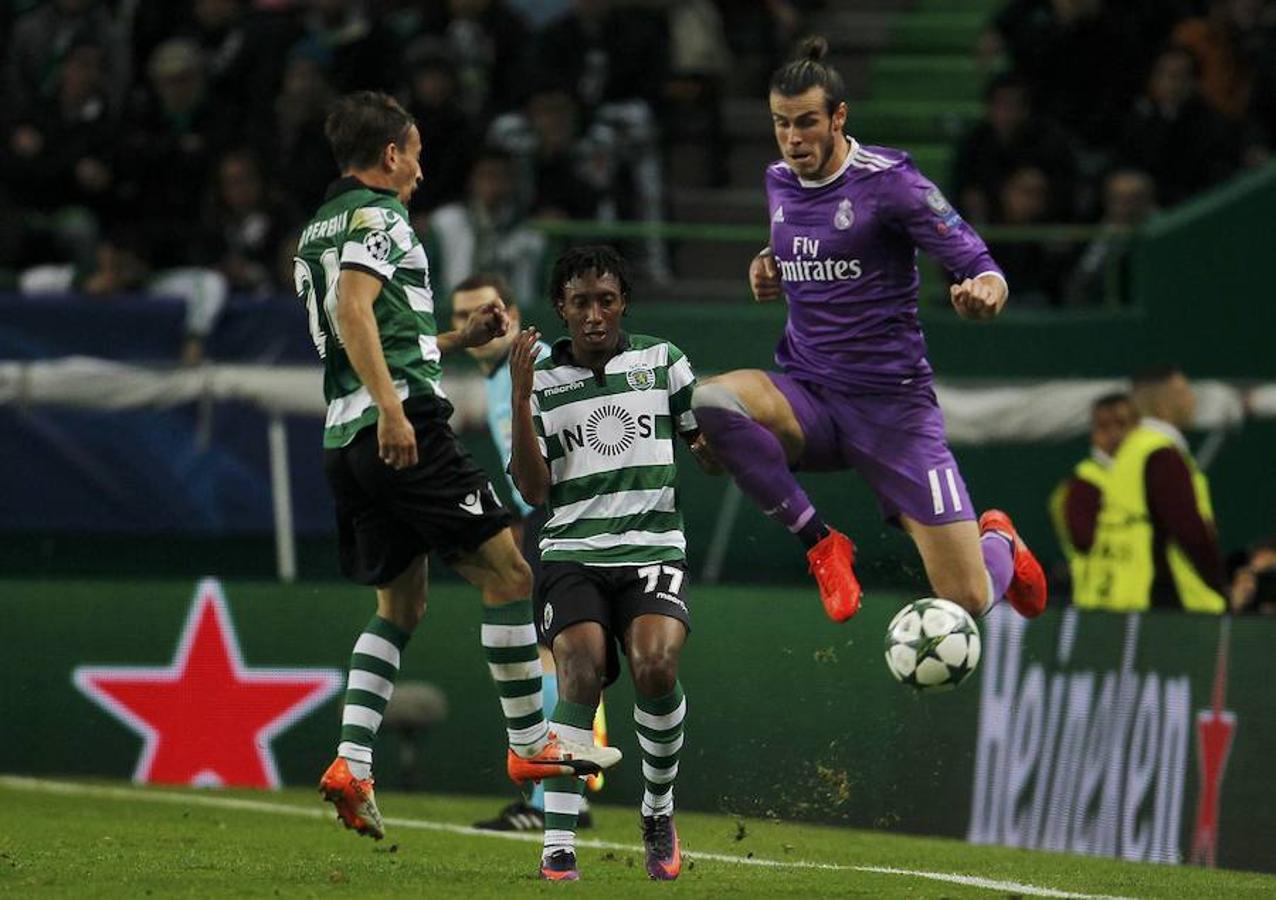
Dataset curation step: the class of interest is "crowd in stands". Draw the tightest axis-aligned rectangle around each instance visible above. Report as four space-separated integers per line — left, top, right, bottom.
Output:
0 0 807 335
956 0 1276 306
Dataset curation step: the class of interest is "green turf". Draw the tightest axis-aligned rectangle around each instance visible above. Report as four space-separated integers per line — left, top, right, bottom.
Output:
2 779 1274 898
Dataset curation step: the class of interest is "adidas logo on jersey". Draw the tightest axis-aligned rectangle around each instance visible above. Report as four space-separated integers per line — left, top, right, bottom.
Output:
771 205 784 223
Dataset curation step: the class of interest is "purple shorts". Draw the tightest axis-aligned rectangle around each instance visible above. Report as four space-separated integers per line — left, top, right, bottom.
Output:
769 372 974 528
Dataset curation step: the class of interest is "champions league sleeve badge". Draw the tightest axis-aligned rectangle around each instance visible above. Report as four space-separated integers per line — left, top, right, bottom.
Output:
834 198 854 230
363 230 392 262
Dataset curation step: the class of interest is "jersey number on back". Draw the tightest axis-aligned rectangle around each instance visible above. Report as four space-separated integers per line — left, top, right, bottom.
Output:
293 248 343 358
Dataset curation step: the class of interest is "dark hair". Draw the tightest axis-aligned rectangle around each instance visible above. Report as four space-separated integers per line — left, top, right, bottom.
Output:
324 91 414 172
1132 365 1183 389
550 245 631 305
1249 535 1276 557
1091 391 1132 413
769 36 845 115
452 272 513 307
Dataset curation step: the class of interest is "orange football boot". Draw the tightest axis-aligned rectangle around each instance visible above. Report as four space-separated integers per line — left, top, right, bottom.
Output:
507 732 622 785
318 757 384 840
806 528 862 622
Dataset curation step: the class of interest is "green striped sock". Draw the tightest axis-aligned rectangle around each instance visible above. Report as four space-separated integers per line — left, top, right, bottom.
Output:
542 699 595 859
635 682 685 817
482 599 548 752
337 615 411 778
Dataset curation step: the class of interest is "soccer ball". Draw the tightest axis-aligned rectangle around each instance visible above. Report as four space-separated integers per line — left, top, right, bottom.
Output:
884 598 981 692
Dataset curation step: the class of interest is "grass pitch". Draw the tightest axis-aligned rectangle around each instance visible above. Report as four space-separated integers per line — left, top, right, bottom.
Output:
3 777 1274 898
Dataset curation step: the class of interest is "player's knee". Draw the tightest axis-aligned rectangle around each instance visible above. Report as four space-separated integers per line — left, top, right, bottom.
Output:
554 652 605 705
691 382 749 420
629 647 679 698
488 556 534 603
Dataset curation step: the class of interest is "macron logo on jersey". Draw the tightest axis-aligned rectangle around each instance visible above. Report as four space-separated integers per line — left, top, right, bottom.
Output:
779 235 863 282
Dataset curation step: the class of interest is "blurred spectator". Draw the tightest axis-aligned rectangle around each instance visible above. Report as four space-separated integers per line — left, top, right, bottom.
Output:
1081 367 1228 613
535 0 667 111
210 149 289 295
402 38 478 213
950 73 1079 224
427 148 547 309
114 38 238 269
1048 392 1136 604
1 38 115 271
1230 536 1276 614
662 0 733 187
716 0 807 93
5 0 127 114
1118 46 1241 207
271 47 338 215
184 0 299 144
298 0 400 94
18 232 227 365
986 165 1076 307
420 0 532 118
1062 169 1157 306
488 86 605 220
986 0 1143 151
1171 0 1263 122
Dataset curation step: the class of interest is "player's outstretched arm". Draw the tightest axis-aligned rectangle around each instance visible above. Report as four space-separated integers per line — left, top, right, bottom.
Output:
949 272 1008 321
509 327 551 506
749 246 782 303
336 268 418 469
437 300 510 353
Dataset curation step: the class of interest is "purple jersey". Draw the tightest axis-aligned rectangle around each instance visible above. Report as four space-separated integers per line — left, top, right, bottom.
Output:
766 139 1002 392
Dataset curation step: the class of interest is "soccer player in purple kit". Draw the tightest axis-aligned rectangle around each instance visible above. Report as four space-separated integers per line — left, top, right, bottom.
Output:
692 37 1047 624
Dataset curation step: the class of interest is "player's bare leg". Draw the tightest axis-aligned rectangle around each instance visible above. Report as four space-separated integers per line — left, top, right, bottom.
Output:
453 531 620 784
624 614 688 881
693 371 861 621
319 554 428 840
902 514 1045 618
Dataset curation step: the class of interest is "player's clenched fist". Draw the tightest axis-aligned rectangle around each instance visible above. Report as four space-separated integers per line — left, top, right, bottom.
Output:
749 246 782 303
949 274 1008 321
509 326 541 401
460 299 510 347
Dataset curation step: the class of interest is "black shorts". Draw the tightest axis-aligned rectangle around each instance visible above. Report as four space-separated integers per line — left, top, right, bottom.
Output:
535 561 691 686
324 395 512 585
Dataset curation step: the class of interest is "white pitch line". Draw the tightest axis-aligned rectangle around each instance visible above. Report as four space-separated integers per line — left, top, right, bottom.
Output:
2 776 1133 900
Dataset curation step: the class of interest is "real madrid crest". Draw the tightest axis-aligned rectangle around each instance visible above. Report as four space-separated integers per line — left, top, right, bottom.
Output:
834 198 854 230
626 364 656 391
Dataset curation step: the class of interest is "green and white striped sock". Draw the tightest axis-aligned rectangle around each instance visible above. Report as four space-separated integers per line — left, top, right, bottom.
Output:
337 615 411 779
482 599 549 754
541 699 595 860
635 682 685 817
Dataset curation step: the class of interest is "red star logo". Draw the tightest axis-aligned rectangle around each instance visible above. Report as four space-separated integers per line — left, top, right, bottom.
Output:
73 579 342 788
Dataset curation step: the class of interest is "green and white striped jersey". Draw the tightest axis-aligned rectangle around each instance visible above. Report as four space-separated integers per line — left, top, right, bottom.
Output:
294 177 441 448
530 334 698 566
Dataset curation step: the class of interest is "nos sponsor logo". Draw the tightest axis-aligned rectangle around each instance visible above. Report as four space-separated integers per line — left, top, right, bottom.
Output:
561 407 656 457
968 607 1191 864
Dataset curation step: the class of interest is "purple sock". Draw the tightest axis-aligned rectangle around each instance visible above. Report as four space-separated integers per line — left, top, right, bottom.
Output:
696 406 828 548
981 531 1015 609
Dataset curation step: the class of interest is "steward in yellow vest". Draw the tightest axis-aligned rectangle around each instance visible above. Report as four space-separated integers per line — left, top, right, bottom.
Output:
1048 393 1134 607
1084 369 1226 613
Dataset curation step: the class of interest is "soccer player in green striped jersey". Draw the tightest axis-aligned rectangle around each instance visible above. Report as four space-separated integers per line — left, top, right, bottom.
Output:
302 93 621 843
510 246 720 881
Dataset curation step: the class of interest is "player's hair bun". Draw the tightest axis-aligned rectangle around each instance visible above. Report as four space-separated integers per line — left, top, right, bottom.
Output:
796 35 829 63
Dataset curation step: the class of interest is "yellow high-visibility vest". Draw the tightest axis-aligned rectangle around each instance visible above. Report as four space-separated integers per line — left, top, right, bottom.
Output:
1085 424 1225 613
1049 456 1109 608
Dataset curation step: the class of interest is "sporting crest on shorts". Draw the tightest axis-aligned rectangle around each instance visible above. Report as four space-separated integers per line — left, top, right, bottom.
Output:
834 198 854 230
542 602 554 632
626 364 656 392
363 230 392 262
